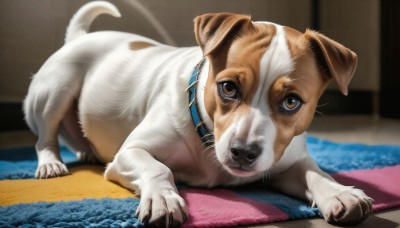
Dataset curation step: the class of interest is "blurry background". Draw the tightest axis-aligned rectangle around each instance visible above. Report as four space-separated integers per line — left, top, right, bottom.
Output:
0 0 399 140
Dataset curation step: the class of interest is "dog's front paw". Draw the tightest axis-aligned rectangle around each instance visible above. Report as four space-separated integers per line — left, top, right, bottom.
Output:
321 188 373 225
136 187 188 227
35 161 69 179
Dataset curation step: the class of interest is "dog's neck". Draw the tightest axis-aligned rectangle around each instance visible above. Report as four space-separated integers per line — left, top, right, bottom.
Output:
189 57 214 144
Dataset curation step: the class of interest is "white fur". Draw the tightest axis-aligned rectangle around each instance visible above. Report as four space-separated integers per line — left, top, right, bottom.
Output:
24 2 372 226
253 22 294 107
65 1 121 43
255 23 296 173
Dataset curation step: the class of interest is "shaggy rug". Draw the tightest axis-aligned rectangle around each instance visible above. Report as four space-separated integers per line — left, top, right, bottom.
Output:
1 136 400 227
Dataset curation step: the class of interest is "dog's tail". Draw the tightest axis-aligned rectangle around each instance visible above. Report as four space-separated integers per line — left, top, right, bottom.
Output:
65 1 121 43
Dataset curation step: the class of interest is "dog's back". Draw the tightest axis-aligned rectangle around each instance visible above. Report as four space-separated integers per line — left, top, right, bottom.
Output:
24 1 206 170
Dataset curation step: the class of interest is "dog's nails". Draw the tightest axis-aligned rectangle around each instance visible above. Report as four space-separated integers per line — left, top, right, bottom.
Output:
180 207 189 222
168 213 174 226
182 213 189 222
141 214 150 224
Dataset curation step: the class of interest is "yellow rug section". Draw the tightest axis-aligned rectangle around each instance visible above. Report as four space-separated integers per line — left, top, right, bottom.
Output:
0 165 137 206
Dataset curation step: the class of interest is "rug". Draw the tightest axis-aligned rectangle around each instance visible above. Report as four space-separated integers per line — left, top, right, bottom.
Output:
1 136 400 227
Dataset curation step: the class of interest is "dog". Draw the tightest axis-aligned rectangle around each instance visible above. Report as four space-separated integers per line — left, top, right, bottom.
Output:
24 1 372 226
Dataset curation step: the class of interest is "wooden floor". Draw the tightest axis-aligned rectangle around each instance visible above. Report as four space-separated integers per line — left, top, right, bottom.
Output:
1 115 399 227
309 115 400 145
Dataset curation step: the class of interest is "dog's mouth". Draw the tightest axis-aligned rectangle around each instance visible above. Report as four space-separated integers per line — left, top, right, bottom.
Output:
226 166 254 177
224 163 258 177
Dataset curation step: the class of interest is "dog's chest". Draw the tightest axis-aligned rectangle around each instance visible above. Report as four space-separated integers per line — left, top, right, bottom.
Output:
77 44 205 162
169 151 236 187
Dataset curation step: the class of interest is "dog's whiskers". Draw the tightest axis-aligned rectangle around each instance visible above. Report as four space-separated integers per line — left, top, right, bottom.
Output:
315 110 325 118
203 146 215 159
201 133 215 148
261 170 271 184
317 102 329 108
315 102 328 118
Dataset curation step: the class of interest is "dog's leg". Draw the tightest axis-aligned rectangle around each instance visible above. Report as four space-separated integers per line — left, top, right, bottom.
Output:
58 100 98 164
27 94 73 179
270 153 372 225
24 67 83 178
104 129 188 226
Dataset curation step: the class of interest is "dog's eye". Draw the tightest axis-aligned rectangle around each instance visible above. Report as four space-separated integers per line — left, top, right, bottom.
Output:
279 94 304 114
218 81 238 100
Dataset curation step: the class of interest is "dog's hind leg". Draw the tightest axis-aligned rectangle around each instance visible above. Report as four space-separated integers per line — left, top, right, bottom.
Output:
24 65 83 179
58 100 99 164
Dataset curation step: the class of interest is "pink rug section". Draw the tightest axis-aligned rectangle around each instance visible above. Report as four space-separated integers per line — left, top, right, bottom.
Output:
333 165 400 211
179 188 289 228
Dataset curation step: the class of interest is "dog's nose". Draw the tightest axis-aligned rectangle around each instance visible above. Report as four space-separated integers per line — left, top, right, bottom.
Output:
230 141 261 166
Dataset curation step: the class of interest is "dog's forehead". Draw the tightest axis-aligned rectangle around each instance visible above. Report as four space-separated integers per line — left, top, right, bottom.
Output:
227 22 276 63
251 22 295 110
222 22 303 112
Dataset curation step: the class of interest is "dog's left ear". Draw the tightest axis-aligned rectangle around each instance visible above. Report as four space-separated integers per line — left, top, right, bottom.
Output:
305 30 358 96
194 13 252 56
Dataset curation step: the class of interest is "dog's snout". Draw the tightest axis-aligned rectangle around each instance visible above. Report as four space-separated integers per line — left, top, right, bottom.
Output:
230 141 261 165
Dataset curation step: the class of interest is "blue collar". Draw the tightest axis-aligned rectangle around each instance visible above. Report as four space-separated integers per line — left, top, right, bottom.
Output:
187 58 211 143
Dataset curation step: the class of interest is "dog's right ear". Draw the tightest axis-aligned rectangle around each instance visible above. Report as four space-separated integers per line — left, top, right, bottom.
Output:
194 13 252 56
304 30 358 96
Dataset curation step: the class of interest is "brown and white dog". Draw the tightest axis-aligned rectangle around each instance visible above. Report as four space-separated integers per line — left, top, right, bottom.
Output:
24 1 372 226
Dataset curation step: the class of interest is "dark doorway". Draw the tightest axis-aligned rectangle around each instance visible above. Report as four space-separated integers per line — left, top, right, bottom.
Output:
381 0 400 119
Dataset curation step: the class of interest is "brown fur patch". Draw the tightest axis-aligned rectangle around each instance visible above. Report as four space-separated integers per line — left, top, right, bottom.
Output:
129 41 154 51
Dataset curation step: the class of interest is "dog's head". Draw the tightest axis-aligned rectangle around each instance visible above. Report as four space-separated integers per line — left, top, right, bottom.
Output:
194 13 357 177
